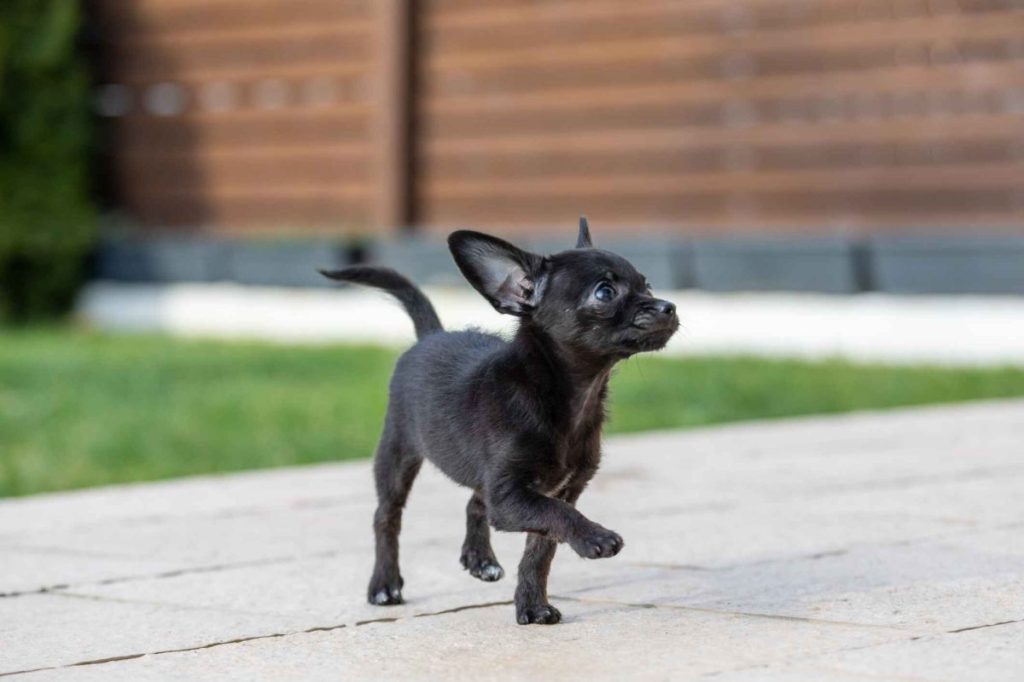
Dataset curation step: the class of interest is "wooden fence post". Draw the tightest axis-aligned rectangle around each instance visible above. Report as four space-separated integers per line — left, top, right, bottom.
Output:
372 0 413 233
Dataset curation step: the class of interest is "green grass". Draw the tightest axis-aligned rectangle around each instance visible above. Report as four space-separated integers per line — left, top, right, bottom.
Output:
3 329 1024 497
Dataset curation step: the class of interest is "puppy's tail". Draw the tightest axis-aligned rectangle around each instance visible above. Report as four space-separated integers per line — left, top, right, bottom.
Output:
319 266 443 340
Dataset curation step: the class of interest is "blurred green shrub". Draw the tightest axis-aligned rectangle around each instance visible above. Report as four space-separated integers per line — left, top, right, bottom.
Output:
0 0 95 322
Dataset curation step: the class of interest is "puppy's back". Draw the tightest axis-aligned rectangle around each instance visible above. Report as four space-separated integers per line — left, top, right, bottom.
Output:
386 330 507 485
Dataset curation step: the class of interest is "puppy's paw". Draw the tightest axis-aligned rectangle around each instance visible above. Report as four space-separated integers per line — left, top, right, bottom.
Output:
367 576 404 606
470 560 505 582
569 523 624 559
460 548 505 582
516 603 562 625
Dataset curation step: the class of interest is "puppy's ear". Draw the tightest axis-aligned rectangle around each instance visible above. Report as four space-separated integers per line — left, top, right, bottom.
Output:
448 231 547 316
576 216 593 249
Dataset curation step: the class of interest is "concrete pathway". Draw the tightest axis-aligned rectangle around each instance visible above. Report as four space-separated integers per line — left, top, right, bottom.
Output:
78 282 1024 366
3 400 1024 680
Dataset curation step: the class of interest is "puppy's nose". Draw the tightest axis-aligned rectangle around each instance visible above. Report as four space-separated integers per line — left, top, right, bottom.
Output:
654 300 676 317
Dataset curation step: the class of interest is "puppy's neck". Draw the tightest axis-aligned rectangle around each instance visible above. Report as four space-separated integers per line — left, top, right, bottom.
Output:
513 319 616 386
513 320 616 435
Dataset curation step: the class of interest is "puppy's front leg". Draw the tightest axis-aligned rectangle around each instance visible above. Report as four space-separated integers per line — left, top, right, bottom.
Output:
486 478 623 560
515 482 593 625
515 533 560 624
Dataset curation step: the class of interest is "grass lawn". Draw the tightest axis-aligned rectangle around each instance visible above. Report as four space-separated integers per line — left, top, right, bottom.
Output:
3 329 1024 497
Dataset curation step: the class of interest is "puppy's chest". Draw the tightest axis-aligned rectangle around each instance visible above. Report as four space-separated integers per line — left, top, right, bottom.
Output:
534 469 575 497
531 380 606 496
534 435 599 496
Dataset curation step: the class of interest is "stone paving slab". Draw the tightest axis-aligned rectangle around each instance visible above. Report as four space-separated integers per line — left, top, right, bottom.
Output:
1 549 178 598
715 621 1024 682
0 594 290 673
0 463 368 537
569 540 1024 634
15 602 913 682
3 399 1024 680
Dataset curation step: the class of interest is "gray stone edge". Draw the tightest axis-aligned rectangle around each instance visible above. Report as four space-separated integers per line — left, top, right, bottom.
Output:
89 234 1024 295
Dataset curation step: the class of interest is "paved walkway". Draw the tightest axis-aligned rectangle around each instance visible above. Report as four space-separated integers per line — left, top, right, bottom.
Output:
3 400 1024 680
79 283 1024 365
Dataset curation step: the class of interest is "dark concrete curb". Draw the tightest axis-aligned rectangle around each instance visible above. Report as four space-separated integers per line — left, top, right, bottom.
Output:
91 234 1024 295
94 238 229 283
225 241 350 288
368 237 463 286
690 236 859 294
870 235 1024 295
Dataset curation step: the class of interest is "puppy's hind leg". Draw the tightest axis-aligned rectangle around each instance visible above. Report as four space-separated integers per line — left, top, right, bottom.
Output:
460 492 504 582
367 432 422 606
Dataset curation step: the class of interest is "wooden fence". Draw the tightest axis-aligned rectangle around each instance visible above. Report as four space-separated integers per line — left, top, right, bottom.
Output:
88 0 1024 235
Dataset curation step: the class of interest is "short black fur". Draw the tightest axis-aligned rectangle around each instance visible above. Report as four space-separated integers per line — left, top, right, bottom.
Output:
320 218 679 625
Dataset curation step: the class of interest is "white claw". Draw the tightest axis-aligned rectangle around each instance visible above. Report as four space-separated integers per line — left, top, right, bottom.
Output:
481 564 504 581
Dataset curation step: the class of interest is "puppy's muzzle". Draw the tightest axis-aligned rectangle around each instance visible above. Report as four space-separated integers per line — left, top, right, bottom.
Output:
633 299 679 332
626 298 679 352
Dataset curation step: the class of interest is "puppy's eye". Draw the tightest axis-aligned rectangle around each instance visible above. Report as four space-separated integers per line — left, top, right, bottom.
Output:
594 282 616 302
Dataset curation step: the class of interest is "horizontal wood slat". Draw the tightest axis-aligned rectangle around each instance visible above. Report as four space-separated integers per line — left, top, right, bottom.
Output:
106 20 371 47
421 89 1024 141
423 65 1024 112
424 164 1024 198
125 186 371 202
426 0 1020 49
127 197 372 229
426 12 1022 69
425 139 1024 180
113 154 372 192
111 114 371 151
424 115 1024 156
116 144 371 163
426 0 1019 25
419 207 1024 230
105 32 370 82
421 190 1023 226
119 105 372 123
106 63 371 87
92 0 369 37
425 37 1022 99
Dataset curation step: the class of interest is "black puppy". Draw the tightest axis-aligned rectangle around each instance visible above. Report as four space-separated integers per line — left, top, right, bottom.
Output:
321 219 678 625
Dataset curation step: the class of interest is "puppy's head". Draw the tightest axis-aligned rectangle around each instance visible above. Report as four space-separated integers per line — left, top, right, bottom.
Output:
448 218 679 359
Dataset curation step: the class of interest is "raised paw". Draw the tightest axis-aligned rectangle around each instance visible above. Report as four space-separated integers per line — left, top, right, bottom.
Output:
367 576 404 606
460 548 505 582
569 523 624 559
516 603 562 625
